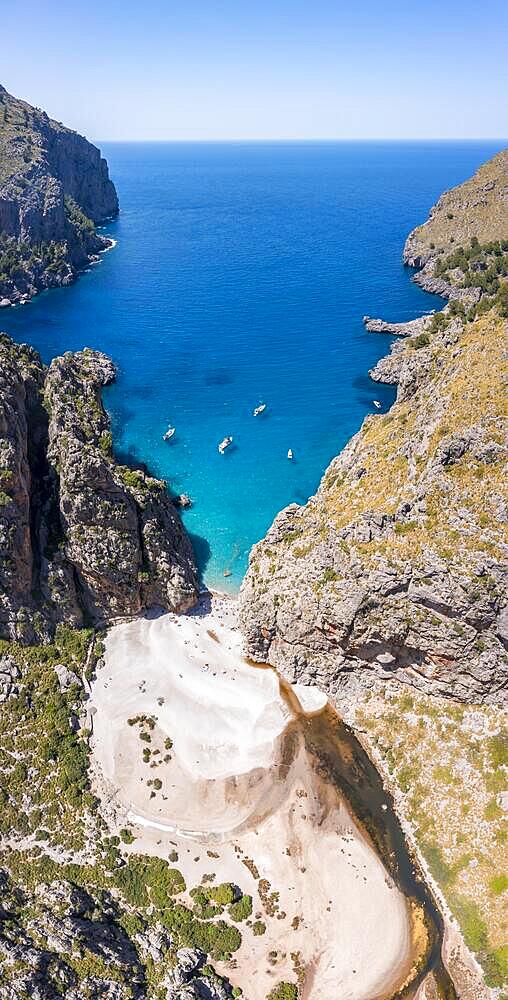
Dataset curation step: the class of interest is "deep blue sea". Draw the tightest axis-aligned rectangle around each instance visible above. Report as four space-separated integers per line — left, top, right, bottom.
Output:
4 141 505 590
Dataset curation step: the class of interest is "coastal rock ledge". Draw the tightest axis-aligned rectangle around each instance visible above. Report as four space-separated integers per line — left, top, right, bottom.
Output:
0 335 198 643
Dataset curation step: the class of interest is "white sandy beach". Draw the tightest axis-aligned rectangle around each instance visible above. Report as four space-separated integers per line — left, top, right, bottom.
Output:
90 594 415 999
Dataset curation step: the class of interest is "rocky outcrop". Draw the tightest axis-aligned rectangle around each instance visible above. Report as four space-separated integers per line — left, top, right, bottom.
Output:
162 947 233 999
0 879 145 1000
363 314 430 336
403 149 508 302
0 874 235 1000
409 266 480 303
0 84 118 304
404 149 508 269
239 156 508 706
0 335 197 642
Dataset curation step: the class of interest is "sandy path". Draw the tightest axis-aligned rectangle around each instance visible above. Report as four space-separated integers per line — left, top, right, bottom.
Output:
90 595 413 999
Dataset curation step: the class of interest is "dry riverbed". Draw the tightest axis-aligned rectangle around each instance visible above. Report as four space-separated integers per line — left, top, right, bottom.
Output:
90 595 422 999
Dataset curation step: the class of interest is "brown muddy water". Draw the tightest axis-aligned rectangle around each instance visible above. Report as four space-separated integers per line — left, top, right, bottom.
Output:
291 699 457 999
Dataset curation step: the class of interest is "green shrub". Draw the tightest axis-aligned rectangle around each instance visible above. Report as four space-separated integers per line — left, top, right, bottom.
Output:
489 874 508 896
179 916 241 958
206 882 236 906
409 332 430 349
428 312 448 334
496 282 508 318
229 894 252 921
422 842 455 888
267 983 298 1000
64 195 95 235
99 431 112 456
488 733 508 768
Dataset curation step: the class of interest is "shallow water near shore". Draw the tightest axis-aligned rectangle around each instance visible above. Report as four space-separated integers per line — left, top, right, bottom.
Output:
3 140 504 590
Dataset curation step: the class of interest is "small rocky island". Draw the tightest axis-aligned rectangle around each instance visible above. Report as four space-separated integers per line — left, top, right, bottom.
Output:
0 83 118 305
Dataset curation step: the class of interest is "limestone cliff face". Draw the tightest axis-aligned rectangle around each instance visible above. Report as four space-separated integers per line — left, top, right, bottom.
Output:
0 336 197 643
239 156 508 706
0 84 118 304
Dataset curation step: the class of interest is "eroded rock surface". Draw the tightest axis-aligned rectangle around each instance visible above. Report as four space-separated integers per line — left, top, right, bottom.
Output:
0 335 197 642
403 149 508 300
0 83 118 304
240 154 508 706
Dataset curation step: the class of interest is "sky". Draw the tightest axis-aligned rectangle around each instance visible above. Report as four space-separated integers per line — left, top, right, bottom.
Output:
2 0 507 141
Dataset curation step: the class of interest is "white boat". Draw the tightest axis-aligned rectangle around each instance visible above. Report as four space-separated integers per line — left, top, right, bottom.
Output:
373 400 381 409
287 449 293 460
163 426 176 440
253 403 267 417
218 436 233 454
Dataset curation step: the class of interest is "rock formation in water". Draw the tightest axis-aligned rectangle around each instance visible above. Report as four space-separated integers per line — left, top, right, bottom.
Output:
0 83 118 305
239 150 508 706
0 335 198 642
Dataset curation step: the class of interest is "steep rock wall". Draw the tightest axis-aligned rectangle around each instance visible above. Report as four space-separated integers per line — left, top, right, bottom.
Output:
0 336 198 643
0 84 118 304
239 154 508 706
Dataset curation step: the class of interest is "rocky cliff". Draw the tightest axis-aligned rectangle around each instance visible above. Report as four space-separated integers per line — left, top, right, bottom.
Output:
0 84 118 305
403 149 508 298
239 152 508 706
0 873 234 1000
0 335 198 643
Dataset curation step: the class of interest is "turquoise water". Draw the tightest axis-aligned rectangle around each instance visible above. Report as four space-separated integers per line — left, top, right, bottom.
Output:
4 141 504 591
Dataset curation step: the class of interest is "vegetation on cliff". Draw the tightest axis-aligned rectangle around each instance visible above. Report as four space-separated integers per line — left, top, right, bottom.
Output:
345 682 508 990
239 150 508 990
240 308 508 704
0 644 242 998
404 149 508 267
0 335 198 643
0 83 118 304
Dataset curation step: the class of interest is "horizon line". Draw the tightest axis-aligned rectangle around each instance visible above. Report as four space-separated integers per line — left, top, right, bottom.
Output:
96 136 508 144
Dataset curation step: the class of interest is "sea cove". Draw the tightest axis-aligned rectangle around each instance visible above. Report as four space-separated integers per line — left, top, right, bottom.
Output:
0 60 507 1000
4 140 504 590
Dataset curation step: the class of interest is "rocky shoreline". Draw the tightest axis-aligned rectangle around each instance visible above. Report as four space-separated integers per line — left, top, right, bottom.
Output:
238 149 508 995
0 336 198 643
0 232 116 309
239 152 508 707
0 83 119 305
0 103 506 997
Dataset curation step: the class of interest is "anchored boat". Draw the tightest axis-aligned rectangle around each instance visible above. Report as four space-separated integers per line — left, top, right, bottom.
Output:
253 403 267 416
218 436 233 455
163 426 176 440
